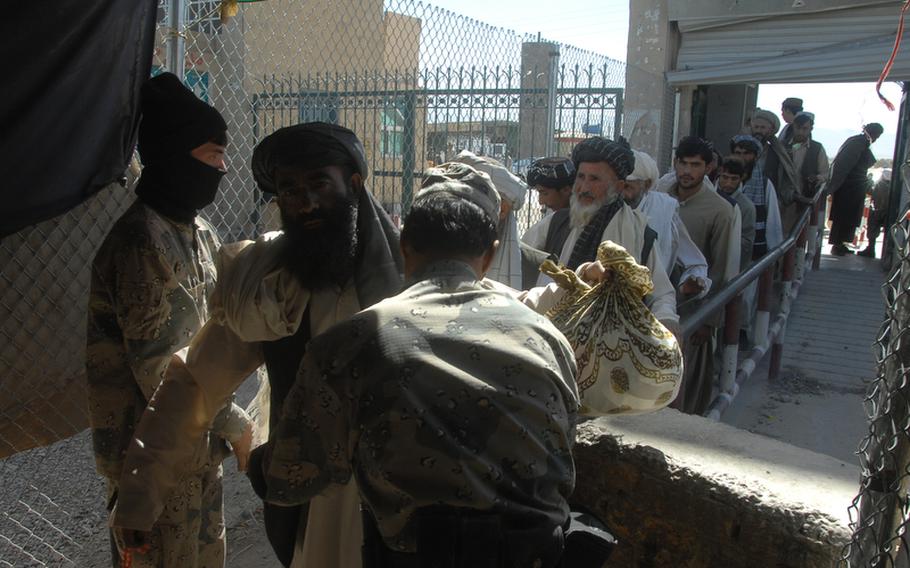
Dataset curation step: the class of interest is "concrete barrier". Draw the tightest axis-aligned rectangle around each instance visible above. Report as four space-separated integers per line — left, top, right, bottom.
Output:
572 410 857 567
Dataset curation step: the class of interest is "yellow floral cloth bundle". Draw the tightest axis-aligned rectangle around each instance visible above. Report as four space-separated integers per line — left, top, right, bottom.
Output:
542 241 683 415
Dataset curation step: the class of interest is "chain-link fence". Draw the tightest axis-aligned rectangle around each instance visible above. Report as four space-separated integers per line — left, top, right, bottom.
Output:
841 158 910 568
0 1 663 565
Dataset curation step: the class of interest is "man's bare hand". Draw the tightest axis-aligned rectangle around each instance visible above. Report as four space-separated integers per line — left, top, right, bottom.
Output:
690 325 713 346
580 261 610 285
679 277 704 296
232 422 253 472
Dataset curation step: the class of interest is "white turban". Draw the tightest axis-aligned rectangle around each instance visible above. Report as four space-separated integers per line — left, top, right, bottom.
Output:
627 150 660 192
452 150 527 289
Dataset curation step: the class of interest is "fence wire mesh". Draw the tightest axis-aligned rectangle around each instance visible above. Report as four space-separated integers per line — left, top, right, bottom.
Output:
0 1 660 565
842 159 910 568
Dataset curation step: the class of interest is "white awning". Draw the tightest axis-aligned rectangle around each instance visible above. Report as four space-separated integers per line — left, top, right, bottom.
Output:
667 1 910 85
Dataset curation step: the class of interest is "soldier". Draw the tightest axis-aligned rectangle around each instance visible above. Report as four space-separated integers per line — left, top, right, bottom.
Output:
109 123 405 568
86 72 252 567
261 164 582 566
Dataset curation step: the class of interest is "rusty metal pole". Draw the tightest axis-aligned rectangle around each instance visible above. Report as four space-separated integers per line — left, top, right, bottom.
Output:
753 267 773 351
769 246 797 380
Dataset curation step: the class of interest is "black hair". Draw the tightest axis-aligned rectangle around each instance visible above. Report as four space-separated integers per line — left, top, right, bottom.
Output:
675 136 714 164
719 156 746 178
401 192 497 258
782 103 803 114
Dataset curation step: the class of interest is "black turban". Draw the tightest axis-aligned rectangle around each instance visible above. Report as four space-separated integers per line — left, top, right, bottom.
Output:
527 157 575 189
252 122 369 193
138 72 227 165
571 136 635 180
864 123 884 140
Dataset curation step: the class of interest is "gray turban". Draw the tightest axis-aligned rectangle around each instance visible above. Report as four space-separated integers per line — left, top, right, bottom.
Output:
419 162 502 225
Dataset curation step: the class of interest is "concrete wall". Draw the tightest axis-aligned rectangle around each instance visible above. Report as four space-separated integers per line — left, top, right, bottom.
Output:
624 0 678 170
518 42 559 160
573 410 856 567
702 84 756 149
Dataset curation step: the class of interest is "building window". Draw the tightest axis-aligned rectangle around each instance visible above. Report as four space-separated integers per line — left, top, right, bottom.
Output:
380 102 407 158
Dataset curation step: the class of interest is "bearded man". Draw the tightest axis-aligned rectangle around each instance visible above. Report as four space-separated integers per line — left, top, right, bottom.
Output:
731 134 784 259
786 112 829 199
749 108 802 231
528 136 678 333
108 123 403 568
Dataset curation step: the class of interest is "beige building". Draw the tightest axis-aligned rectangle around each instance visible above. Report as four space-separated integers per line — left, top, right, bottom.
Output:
154 0 425 237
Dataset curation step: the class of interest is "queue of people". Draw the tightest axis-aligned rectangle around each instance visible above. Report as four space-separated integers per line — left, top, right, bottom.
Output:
87 74 889 568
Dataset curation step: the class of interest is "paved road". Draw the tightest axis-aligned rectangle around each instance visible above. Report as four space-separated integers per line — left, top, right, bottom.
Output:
723 246 886 465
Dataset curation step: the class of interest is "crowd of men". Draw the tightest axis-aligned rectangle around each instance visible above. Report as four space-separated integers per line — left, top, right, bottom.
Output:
87 74 888 568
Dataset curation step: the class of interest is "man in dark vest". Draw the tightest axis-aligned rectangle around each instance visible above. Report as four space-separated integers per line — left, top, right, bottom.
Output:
786 112 829 200
526 136 678 333
109 123 403 568
750 108 802 231
828 123 884 256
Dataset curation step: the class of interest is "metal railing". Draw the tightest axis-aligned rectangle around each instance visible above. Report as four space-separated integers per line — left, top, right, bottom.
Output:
673 189 826 420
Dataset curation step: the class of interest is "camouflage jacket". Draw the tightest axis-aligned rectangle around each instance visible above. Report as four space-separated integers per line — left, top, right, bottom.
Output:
86 201 247 481
265 260 580 552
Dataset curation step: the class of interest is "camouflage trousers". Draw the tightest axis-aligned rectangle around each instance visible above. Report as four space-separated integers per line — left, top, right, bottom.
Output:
109 464 225 568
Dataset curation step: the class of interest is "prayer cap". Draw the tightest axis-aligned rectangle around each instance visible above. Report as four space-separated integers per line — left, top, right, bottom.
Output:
782 97 804 110
138 72 227 165
527 157 576 189
571 136 636 180
419 162 501 226
794 111 815 125
252 122 369 193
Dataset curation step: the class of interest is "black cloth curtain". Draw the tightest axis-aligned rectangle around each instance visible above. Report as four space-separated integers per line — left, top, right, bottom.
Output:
0 0 157 236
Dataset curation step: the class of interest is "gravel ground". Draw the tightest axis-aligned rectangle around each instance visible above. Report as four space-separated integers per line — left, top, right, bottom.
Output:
0 376 280 567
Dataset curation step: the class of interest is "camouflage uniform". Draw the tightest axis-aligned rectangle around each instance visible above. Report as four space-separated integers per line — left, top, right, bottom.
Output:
266 259 580 552
87 201 248 567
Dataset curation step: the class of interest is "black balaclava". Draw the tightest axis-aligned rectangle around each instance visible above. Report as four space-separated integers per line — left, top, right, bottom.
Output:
135 72 228 224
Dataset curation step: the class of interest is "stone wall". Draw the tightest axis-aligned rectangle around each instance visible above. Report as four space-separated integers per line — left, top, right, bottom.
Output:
573 410 857 567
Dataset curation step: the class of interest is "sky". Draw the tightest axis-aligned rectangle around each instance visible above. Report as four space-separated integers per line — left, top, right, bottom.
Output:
423 0 902 161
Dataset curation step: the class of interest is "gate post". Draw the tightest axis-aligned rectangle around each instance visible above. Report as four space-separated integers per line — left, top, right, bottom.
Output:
166 0 186 81
401 91 417 213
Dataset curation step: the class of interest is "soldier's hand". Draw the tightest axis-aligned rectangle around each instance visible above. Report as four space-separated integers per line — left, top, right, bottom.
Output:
112 524 152 558
580 261 611 285
232 422 254 472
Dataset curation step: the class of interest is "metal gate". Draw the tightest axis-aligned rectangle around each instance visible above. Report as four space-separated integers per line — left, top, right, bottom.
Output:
251 67 623 234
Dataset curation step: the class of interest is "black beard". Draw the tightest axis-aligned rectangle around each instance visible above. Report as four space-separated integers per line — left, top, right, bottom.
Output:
279 198 359 289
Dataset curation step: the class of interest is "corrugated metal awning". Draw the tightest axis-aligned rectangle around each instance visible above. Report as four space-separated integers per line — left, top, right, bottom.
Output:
667 1 910 85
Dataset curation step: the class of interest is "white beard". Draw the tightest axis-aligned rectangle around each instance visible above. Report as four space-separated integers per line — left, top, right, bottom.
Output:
569 192 605 229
